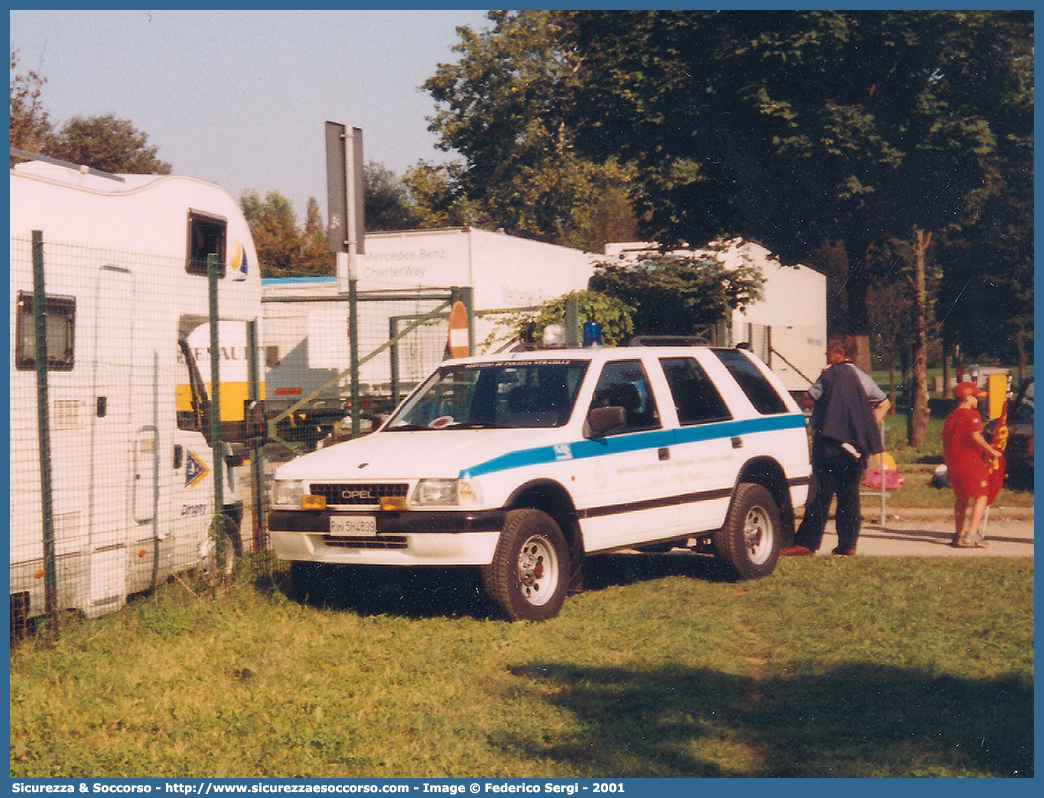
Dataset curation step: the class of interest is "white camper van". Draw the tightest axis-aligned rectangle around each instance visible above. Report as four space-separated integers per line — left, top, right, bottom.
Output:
10 159 261 622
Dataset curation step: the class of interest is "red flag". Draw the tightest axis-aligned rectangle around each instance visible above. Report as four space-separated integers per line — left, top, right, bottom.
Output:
986 401 1009 504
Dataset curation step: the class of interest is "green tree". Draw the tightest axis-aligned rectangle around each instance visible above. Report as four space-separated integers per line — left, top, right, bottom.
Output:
364 161 419 232
425 10 1031 406
590 249 763 338
562 11 1031 365
933 14 1034 377
300 196 334 276
424 11 639 247
515 290 635 348
45 113 171 173
400 161 484 229
241 189 303 278
10 50 51 159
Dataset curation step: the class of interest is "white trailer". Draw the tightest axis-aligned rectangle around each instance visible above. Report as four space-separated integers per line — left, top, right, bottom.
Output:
260 228 595 441
10 159 261 622
354 227 595 308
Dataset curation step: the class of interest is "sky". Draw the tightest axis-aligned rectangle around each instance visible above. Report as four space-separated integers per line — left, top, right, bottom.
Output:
9 9 492 219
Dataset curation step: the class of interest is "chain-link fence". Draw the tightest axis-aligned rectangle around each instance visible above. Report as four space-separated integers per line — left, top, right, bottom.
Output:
260 283 472 455
12 236 554 640
10 234 261 640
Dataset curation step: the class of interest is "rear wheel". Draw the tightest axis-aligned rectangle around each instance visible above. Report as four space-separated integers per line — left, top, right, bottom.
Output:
713 483 780 580
482 509 568 621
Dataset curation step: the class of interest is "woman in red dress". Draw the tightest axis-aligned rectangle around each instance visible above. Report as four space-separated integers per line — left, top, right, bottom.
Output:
942 381 1003 548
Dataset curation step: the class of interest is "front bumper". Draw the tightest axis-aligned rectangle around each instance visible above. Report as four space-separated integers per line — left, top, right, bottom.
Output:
268 509 506 566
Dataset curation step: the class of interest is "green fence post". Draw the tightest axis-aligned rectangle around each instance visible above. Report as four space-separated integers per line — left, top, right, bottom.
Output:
32 231 58 640
349 278 361 437
207 254 226 572
461 287 475 356
565 295 579 347
246 318 265 553
389 316 400 408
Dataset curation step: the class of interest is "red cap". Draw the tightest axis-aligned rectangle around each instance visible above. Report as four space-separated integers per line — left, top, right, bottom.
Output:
954 381 987 399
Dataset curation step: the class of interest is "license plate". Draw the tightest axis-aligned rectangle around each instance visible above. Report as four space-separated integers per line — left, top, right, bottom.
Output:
329 515 377 537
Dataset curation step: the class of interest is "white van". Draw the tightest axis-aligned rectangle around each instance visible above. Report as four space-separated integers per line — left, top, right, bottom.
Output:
10 159 261 622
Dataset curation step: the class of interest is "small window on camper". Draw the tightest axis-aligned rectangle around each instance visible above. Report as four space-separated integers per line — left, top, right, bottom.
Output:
186 211 227 277
15 292 76 371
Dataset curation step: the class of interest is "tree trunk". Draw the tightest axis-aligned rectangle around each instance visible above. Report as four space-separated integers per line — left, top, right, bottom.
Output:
908 228 932 448
845 235 873 375
889 355 896 414
1015 331 1027 383
942 327 950 399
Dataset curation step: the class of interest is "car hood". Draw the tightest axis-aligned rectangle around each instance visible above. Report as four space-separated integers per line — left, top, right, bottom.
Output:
272 428 566 482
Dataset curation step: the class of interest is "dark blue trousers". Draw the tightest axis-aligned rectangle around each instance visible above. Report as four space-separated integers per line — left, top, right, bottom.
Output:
795 441 865 552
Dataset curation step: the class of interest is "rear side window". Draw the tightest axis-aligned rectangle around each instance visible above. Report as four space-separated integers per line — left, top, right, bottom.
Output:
660 357 732 424
712 349 789 415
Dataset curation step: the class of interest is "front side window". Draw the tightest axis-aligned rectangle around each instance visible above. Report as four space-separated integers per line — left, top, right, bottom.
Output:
388 361 588 430
186 210 227 277
176 339 212 440
15 291 76 371
660 357 732 425
589 360 661 434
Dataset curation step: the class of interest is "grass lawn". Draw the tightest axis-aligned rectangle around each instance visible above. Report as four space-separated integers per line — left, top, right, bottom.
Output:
10 553 1034 779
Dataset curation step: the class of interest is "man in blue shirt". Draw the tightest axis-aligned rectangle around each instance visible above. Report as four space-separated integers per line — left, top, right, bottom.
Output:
783 334 890 556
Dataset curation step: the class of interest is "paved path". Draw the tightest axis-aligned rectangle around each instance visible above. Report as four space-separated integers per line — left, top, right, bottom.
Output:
808 506 1035 558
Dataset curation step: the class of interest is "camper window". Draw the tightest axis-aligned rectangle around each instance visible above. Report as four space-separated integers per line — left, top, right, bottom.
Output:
15 292 76 371
186 211 227 277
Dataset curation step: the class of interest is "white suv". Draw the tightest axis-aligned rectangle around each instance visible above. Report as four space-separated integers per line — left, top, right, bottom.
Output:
269 344 811 621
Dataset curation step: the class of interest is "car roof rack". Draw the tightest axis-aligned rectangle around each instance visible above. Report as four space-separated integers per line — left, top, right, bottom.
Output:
627 335 710 347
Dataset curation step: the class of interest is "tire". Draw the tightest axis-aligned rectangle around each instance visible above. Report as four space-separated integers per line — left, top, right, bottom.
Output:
713 483 780 580
482 509 569 622
204 513 243 578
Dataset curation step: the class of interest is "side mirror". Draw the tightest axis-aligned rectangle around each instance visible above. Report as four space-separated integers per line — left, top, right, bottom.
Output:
225 443 248 467
584 405 627 439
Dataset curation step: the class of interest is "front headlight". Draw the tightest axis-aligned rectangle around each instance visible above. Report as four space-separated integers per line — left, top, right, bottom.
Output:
411 479 480 507
272 479 307 508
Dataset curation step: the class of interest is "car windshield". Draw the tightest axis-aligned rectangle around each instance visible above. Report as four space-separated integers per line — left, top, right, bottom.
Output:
387 360 589 430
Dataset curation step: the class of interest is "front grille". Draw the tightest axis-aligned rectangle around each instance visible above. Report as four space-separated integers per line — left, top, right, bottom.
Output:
310 483 409 507
323 535 409 550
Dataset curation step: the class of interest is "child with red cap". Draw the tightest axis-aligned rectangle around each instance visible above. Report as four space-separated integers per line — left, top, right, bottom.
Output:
942 381 1003 548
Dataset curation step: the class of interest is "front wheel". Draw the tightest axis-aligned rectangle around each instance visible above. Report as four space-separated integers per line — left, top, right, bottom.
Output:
713 483 780 580
482 509 569 621
203 513 242 578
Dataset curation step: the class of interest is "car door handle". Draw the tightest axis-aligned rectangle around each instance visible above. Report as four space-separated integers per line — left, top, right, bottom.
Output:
658 447 670 461
173 444 183 469
731 437 743 449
